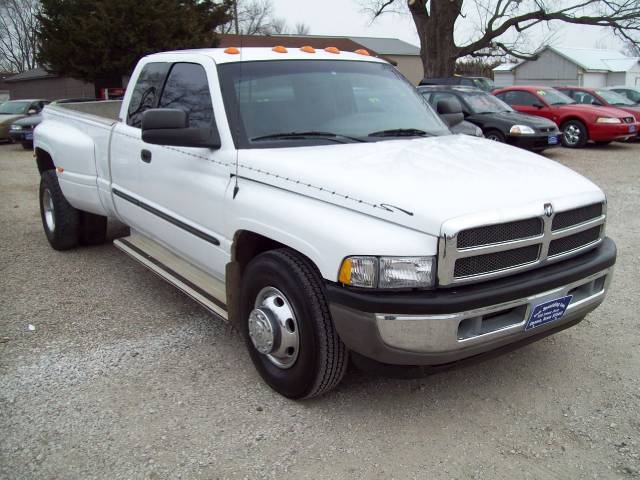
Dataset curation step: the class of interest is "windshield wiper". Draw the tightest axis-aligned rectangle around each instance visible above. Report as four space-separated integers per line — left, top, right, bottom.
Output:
368 128 433 138
251 131 364 143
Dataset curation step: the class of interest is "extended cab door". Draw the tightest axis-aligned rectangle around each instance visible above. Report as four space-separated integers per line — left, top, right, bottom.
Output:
119 60 232 281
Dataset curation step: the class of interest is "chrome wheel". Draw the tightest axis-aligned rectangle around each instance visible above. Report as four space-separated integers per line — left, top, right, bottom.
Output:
42 188 55 232
563 124 581 146
248 286 300 369
486 133 502 142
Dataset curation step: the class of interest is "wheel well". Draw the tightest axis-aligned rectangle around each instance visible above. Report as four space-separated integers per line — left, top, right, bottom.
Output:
560 117 585 129
225 231 319 324
35 148 55 174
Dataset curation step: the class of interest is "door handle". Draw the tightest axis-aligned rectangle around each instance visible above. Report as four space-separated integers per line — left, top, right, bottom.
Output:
141 149 152 163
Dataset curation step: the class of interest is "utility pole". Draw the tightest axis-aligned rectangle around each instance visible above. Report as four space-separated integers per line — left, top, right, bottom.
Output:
233 0 239 35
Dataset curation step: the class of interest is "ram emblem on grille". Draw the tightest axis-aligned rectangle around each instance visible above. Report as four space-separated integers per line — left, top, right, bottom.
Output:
544 203 554 217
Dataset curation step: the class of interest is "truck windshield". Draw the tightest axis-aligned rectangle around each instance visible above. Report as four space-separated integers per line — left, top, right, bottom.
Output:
218 60 449 148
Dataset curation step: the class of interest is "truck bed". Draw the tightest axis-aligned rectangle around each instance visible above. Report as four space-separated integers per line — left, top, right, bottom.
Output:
47 100 122 125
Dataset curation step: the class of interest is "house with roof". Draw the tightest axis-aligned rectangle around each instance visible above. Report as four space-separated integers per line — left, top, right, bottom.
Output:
218 34 423 84
4 67 94 100
493 46 640 88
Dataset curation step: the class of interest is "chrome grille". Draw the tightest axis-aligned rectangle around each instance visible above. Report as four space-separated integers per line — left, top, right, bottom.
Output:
552 203 603 231
548 226 601 257
457 218 542 249
438 201 606 286
454 245 540 278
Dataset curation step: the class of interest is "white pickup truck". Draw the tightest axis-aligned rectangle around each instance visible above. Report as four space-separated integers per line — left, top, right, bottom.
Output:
34 47 616 398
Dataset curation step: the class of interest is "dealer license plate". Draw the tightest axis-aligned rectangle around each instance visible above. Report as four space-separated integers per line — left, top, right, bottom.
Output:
24 132 33 140
525 295 572 331
548 135 559 145
629 125 637 133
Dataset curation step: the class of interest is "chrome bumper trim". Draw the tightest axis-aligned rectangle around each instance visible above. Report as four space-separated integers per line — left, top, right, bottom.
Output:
375 268 611 354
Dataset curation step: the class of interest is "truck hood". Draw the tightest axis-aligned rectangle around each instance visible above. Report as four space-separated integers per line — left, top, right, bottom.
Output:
238 135 603 235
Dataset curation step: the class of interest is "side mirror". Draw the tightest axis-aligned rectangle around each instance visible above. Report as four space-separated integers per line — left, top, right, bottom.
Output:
436 98 464 128
27 109 38 115
141 108 221 149
591 99 603 106
532 103 544 109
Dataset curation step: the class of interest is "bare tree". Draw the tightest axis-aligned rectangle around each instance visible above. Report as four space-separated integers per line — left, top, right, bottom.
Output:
364 0 640 77
221 0 285 35
622 39 640 56
295 22 311 35
0 0 40 73
270 16 288 34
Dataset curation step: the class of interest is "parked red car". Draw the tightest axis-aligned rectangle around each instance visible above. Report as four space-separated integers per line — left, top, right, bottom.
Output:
493 86 638 148
556 86 640 141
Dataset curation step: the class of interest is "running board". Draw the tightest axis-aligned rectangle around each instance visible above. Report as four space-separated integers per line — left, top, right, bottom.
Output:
113 232 228 320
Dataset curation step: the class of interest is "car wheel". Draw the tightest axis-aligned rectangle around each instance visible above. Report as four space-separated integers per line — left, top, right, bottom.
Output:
39 170 79 250
21 142 33 150
485 130 506 143
561 120 588 148
240 248 348 399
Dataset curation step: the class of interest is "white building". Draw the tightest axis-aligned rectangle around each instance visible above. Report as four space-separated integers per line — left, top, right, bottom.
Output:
493 46 640 88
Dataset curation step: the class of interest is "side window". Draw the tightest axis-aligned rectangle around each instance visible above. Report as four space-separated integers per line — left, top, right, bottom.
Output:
500 90 539 106
127 62 170 128
429 92 457 109
158 63 214 129
573 91 597 105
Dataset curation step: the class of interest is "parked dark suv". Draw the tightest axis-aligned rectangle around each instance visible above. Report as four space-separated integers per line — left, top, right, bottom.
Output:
419 76 495 92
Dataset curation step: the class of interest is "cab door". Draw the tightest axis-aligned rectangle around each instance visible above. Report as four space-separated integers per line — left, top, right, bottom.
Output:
132 61 232 280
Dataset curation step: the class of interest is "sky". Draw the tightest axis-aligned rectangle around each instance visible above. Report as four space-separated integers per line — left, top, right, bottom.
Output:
270 0 626 53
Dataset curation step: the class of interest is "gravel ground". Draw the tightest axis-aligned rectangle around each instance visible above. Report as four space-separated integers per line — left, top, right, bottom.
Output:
0 140 639 480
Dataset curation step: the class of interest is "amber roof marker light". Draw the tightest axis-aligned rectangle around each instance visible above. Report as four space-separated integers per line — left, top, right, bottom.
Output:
324 46 340 54
355 49 371 56
224 47 240 55
272 45 288 53
300 45 316 53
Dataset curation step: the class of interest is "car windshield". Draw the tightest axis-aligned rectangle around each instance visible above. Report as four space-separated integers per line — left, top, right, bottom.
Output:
461 91 512 114
0 101 31 115
538 89 575 105
595 89 636 106
218 60 449 147
472 78 495 91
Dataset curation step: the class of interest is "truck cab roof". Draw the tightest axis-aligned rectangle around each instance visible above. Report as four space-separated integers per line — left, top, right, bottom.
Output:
146 47 388 65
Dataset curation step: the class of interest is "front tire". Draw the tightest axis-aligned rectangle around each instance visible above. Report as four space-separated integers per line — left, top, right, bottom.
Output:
39 170 79 250
240 249 348 399
21 142 33 150
561 120 588 148
485 130 506 143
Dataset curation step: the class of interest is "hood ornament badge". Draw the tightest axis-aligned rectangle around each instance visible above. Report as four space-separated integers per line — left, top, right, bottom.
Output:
544 203 554 217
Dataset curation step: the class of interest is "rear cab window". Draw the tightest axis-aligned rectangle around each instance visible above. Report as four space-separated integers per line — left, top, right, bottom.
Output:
127 62 171 128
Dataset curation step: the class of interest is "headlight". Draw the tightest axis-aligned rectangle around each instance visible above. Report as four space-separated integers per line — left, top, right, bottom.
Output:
339 256 436 289
596 117 621 124
510 125 535 135
10 125 23 131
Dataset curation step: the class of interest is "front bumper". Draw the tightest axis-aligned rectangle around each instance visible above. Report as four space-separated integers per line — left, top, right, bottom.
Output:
590 122 637 141
507 132 560 150
8 130 31 143
327 238 616 367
